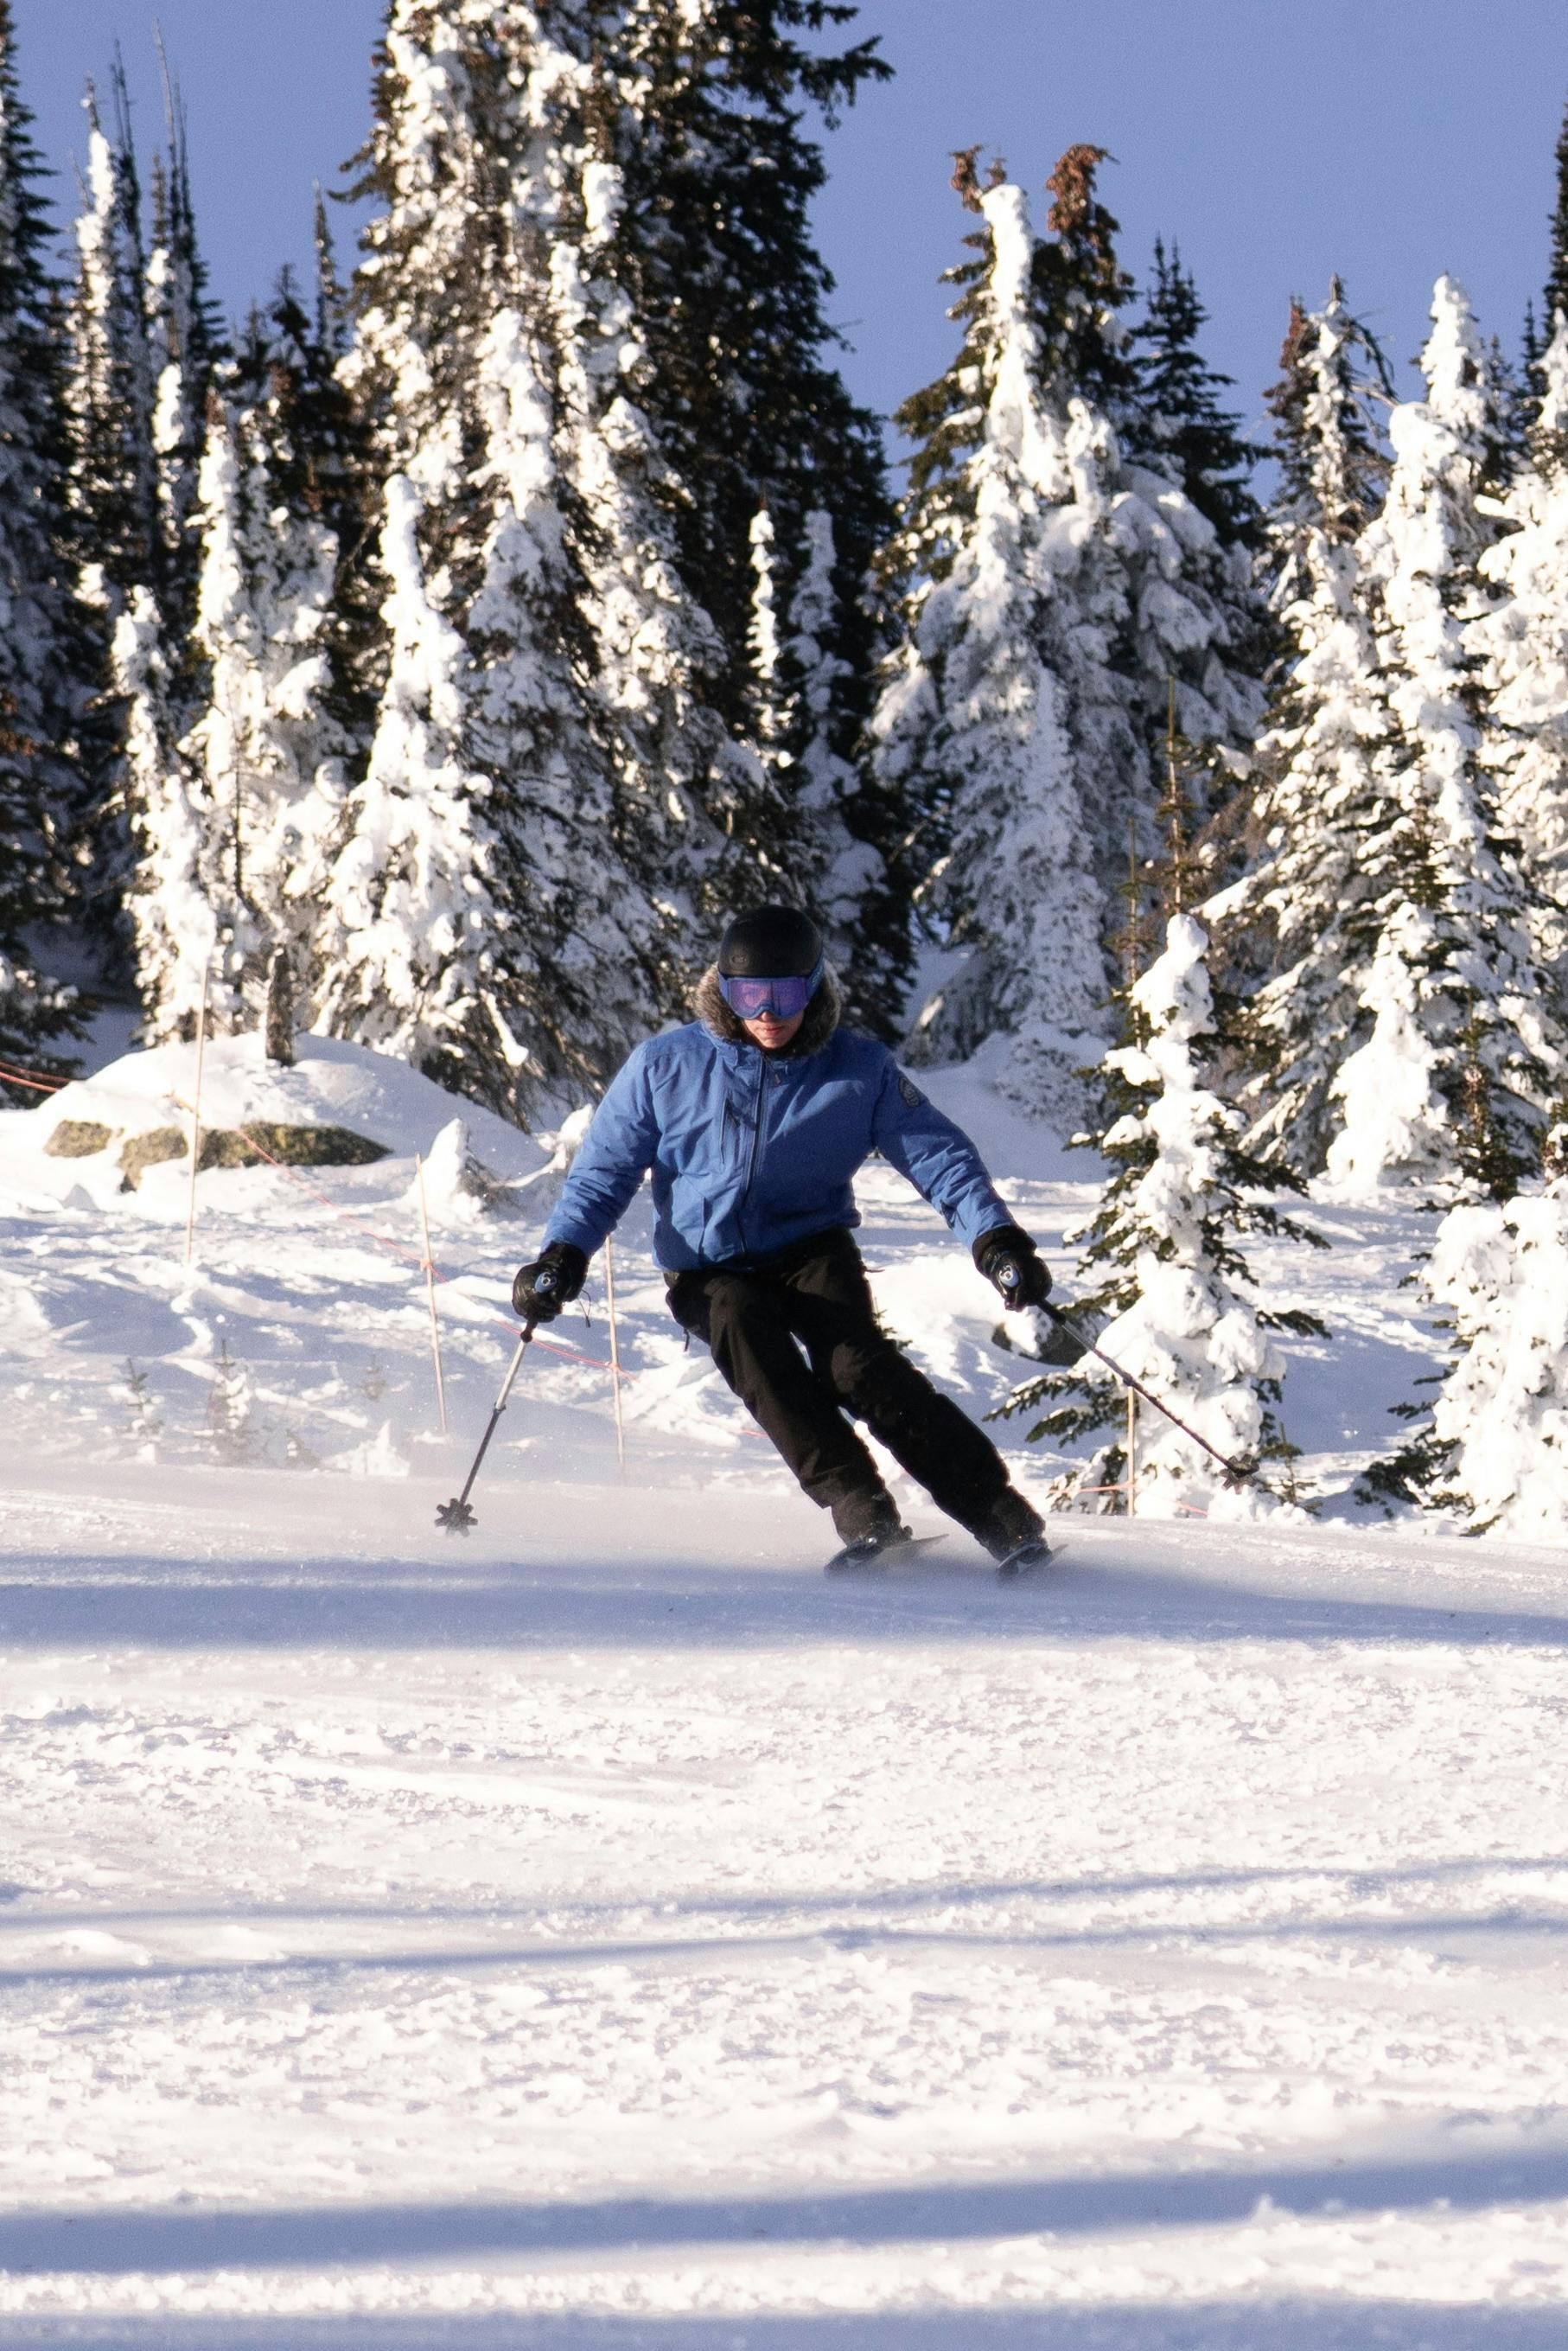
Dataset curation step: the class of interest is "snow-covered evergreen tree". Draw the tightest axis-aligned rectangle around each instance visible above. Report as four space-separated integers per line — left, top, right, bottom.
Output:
172 367 349 1032
118 578 215 1036
1259 278 1392 616
998 913 1323 1517
615 0 908 1025
781 509 887 972
265 252 378 762
60 76 160 956
744 502 885 987
63 76 156 610
0 0 80 1083
541 123 762 993
313 468 550 1102
1544 94 1568 371
60 56 221 991
1132 236 1260 553
334 1 674 1105
1324 276 1561 1200
1029 140 1138 418
317 412 648 1111
876 150 1265 1121
1367 1132 1568 1534
142 58 222 636
1469 311 1568 990
1221 281 1395 1169
872 168 1124 1123
1047 158 1267 840
615 0 891 696
338 0 891 1100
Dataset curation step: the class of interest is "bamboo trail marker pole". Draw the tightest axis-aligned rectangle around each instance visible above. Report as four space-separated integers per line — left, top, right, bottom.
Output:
414 1152 449 1436
603 1233 628 1482
182 961 212 1269
1125 1390 1138 1516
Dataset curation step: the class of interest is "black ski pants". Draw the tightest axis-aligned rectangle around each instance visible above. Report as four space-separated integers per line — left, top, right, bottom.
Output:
666 1226 1011 1540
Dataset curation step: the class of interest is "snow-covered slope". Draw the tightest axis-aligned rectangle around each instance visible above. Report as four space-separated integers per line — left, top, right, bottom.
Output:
3 1466 1567 2344
3 1037 1565 2341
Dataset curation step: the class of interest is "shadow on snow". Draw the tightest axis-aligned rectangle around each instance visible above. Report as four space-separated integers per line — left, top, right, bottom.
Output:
0 1544 1564 1653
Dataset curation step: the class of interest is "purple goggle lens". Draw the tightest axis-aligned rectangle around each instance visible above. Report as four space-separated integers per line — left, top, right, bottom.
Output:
719 960 824 1022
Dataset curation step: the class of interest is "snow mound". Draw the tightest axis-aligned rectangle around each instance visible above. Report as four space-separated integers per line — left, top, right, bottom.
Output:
1 1032 554 1208
407 1115 519 1226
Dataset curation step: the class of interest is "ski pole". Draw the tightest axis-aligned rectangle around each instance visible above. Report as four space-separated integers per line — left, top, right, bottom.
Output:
436 1323 536 1535
1041 1299 1253 1492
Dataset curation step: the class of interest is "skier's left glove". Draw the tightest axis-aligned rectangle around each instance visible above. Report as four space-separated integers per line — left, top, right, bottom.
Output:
512 1242 588 1325
974 1223 1052 1310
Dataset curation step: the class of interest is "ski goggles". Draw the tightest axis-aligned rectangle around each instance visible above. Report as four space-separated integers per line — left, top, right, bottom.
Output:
717 960 824 1021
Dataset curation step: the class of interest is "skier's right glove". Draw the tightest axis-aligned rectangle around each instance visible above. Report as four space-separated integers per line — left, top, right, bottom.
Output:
974 1223 1052 1310
512 1242 588 1325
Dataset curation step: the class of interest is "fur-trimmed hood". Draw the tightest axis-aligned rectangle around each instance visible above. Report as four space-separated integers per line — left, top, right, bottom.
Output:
695 962 843 1057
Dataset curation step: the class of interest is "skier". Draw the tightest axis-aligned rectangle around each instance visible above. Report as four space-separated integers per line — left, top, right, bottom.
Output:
512 906 1055 1573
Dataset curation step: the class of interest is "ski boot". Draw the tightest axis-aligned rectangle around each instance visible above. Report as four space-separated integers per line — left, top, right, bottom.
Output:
973 1492 1053 1580
825 1502 915 1575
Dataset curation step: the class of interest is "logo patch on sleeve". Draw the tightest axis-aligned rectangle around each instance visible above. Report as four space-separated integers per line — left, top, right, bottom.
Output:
898 1072 925 1109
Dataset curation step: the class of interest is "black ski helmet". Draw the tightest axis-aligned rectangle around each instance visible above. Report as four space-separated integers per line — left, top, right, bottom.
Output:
717 904 823 980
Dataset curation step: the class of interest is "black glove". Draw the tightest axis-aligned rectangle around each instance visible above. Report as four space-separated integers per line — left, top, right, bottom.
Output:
973 1223 1052 1310
512 1242 588 1325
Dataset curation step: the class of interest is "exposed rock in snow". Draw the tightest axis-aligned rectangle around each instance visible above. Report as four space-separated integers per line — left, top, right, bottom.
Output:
22 1032 551 1201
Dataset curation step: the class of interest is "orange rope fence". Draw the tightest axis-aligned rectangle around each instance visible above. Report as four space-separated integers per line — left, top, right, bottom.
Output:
0 1060 68 1095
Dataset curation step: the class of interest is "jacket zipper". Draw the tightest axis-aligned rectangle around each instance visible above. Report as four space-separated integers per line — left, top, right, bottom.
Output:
738 1057 768 1253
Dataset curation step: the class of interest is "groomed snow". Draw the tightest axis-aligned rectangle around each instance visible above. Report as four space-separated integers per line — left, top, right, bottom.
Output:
2 1035 1565 2344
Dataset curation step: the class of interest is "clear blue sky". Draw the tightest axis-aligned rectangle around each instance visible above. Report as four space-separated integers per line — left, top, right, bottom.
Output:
16 0 1568 458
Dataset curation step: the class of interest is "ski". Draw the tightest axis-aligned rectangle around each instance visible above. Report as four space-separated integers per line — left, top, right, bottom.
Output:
997 1536 1063 1580
824 1532 949 1575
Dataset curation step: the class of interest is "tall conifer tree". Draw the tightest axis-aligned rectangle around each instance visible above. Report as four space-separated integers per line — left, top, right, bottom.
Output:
744 502 889 1005
0 1 81 1083
137 351 354 1040
1034 151 1268 842
1524 97 1568 409
872 164 1127 1124
541 112 767 990
265 252 379 763
1324 278 1559 1200
615 0 908 1024
1470 314 1568 995
332 0 735 1108
143 48 222 638
60 73 161 972
875 149 1265 1121
1260 279 1391 613
1546 93 1568 339
1225 282 1394 1169
1133 238 1260 552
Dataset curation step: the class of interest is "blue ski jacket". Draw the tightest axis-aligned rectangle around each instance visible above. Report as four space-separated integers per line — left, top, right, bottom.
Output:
543 1014 1015 1273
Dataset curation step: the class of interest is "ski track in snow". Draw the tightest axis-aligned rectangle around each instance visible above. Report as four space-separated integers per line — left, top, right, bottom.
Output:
2 1050 1566 2343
